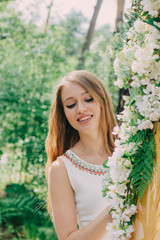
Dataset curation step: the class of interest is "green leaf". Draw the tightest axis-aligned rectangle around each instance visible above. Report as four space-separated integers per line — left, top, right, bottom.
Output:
103 160 109 168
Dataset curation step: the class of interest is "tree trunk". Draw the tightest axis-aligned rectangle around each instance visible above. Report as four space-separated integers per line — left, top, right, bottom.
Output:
115 0 125 32
78 0 103 69
116 88 129 114
115 0 128 114
44 0 53 33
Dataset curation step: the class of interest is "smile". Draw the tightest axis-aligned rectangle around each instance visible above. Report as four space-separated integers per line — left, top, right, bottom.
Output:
77 115 93 122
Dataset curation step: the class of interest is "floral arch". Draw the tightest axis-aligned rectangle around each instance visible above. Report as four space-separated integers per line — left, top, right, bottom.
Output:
102 0 160 239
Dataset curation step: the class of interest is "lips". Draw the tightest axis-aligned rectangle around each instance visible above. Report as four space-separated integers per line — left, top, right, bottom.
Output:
77 115 93 122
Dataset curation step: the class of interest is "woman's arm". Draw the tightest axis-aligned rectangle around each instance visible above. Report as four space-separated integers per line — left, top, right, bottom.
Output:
48 158 111 240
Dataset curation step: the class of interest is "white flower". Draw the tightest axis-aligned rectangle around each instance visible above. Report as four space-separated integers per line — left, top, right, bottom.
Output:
127 126 138 136
123 95 130 102
112 126 120 135
113 229 126 238
148 61 160 82
107 148 124 164
111 197 125 210
123 159 133 168
131 60 147 76
150 112 160 121
149 25 160 40
138 120 154 130
126 225 134 238
108 183 127 196
125 142 139 155
106 224 126 238
123 46 135 60
130 80 140 88
1 153 8 164
114 78 124 88
106 189 117 200
131 43 158 76
143 84 160 95
110 165 131 183
145 34 158 45
134 19 147 33
113 57 120 70
140 77 150 85
121 212 130 222
125 204 137 217
34 188 39 193
141 0 160 16
121 205 137 223
99 50 107 57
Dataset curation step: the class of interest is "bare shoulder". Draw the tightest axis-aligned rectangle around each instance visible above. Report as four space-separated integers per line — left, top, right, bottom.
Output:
48 157 74 211
48 157 68 185
48 158 78 239
49 157 65 174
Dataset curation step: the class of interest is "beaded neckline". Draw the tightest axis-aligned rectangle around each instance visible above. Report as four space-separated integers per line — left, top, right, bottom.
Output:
63 150 106 176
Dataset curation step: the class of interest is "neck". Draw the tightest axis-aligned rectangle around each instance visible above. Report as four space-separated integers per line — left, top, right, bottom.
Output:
76 129 107 157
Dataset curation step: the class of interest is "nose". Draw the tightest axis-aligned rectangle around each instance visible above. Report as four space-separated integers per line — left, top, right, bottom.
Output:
77 101 87 114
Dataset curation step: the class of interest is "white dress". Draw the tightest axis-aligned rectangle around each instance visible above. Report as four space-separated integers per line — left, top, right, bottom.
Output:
59 149 110 239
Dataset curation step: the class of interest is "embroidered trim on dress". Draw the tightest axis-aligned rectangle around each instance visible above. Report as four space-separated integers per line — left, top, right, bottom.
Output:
63 150 106 176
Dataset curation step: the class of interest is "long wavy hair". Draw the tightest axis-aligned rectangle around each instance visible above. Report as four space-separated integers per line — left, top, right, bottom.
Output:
45 70 117 176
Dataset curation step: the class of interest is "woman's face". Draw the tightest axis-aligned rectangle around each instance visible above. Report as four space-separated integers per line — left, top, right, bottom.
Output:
61 82 102 134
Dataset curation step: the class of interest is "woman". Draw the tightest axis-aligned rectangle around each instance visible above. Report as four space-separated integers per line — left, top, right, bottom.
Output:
45 70 116 240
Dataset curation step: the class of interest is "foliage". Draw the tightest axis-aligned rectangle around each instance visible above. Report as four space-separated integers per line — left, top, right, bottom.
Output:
0 3 85 186
0 183 57 240
129 130 156 200
86 24 119 110
0 1 118 187
0 1 118 239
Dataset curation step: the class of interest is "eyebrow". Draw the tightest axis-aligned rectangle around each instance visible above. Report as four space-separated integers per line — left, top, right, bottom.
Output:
64 91 88 103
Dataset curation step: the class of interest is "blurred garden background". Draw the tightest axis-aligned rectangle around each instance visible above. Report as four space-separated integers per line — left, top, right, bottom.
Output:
0 0 131 239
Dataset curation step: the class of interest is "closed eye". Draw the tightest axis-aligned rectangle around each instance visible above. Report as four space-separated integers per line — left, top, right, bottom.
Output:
66 103 76 109
85 98 93 102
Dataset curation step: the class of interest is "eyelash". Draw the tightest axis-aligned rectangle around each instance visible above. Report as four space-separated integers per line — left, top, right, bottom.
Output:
66 103 76 109
66 98 93 109
85 97 93 102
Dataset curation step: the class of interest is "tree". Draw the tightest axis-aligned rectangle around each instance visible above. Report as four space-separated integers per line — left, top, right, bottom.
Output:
115 0 125 32
78 0 103 69
0 5 86 184
44 0 53 33
115 0 130 114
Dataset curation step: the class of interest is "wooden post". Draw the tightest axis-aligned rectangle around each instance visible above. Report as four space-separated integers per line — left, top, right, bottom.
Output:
131 122 160 240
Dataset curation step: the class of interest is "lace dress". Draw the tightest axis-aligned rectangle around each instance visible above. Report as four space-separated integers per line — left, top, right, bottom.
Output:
59 149 110 239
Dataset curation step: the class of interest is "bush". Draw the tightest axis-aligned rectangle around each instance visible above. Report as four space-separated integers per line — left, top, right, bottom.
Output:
0 183 57 240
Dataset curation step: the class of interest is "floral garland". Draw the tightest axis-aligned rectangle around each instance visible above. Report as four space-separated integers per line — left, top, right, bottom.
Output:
102 0 160 239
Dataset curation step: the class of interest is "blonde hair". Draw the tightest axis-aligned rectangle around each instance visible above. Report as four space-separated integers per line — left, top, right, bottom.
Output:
45 70 116 175
45 70 117 215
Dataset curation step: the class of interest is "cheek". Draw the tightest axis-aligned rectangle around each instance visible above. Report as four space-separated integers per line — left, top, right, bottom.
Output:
64 109 75 125
94 104 101 116
96 106 102 124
